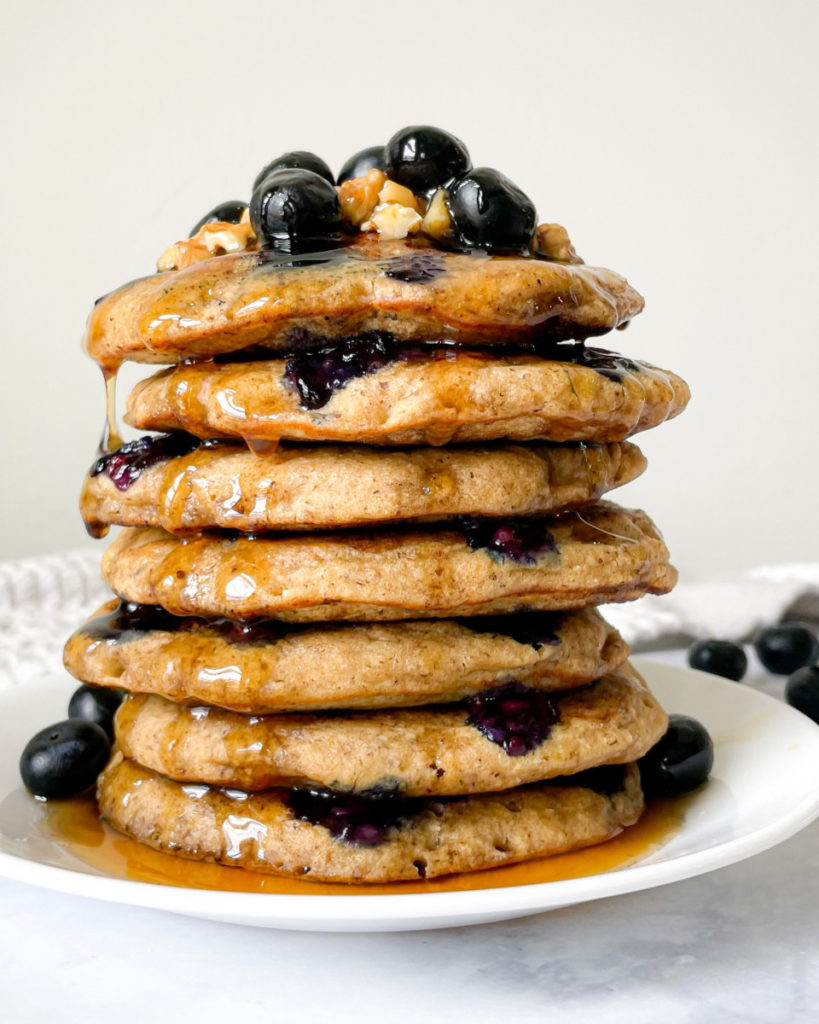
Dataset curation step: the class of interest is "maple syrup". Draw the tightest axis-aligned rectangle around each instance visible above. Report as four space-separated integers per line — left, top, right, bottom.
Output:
38 793 688 896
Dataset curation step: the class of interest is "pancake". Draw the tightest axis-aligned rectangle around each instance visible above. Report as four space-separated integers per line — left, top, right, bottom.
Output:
99 502 677 622
124 345 690 447
85 236 644 369
81 438 646 536
64 603 628 712
114 665 666 797
98 754 644 883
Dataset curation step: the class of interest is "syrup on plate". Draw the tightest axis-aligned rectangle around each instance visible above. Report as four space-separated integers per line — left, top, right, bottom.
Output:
37 793 688 896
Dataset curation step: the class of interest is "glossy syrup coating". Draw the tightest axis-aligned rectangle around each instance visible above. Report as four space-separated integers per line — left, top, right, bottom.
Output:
447 168 537 253
385 125 471 193
249 168 344 254
252 150 335 190
190 200 247 236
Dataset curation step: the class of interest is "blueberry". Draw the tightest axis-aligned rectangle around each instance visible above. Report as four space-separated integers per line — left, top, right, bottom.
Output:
465 683 560 756
337 145 386 184
89 432 201 491
639 714 714 798
67 685 125 741
252 151 334 191
459 517 557 565
249 168 344 255
447 168 536 253
687 640 748 681
754 624 817 675
20 719 111 799
283 331 396 409
785 665 819 723
385 125 471 194
190 200 247 236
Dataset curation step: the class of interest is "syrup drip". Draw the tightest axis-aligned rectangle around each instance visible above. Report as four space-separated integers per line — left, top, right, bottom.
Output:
37 792 690 895
100 366 123 454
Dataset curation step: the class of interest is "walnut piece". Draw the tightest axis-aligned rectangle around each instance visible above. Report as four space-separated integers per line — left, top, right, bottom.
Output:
363 203 422 239
337 169 387 227
421 189 452 241
531 223 583 264
157 220 257 272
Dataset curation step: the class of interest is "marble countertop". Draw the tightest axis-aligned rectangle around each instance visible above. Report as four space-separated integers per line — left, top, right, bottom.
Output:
2 650 817 1024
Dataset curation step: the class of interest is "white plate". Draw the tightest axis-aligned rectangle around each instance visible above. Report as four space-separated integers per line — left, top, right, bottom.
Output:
1 657 818 932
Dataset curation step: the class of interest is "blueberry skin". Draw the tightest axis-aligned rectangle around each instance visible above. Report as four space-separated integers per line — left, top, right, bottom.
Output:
337 146 386 184
755 624 817 675
688 639 748 681
252 151 334 191
68 685 125 741
190 200 247 236
250 168 344 255
20 719 111 799
785 665 819 724
447 168 537 253
385 126 471 194
639 714 714 798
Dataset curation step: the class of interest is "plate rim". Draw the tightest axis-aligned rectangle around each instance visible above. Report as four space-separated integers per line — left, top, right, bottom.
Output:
2 658 819 926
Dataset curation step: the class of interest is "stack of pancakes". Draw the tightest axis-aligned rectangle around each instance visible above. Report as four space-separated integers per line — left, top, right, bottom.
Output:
64 232 689 883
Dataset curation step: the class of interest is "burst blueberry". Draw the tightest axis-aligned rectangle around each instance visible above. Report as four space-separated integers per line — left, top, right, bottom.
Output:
460 517 557 565
385 125 471 193
283 332 396 409
287 784 419 846
90 433 201 491
465 682 560 756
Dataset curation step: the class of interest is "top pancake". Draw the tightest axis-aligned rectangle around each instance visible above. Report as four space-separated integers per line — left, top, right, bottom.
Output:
85 237 644 368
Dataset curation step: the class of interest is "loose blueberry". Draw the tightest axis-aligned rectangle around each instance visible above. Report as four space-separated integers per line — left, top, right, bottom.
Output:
465 683 560 756
252 151 334 191
639 714 713 797
755 624 817 675
337 145 387 184
190 200 247 236
67 685 125 741
687 639 748 681
250 168 344 255
385 125 471 194
785 665 819 724
20 719 111 799
447 168 536 253
90 433 201 491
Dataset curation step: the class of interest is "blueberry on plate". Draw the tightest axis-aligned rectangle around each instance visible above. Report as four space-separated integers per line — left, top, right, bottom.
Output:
250 168 344 255
385 125 471 194
337 145 386 184
68 684 125 741
687 639 748 681
20 719 111 799
447 168 536 253
252 151 334 191
639 714 714 797
754 623 817 675
190 200 247 236
785 665 819 724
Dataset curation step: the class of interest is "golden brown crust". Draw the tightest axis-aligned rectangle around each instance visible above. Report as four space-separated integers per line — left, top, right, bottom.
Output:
64 604 629 711
80 440 646 535
125 350 690 446
98 755 644 883
114 665 667 796
99 503 677 622
85 237 645 369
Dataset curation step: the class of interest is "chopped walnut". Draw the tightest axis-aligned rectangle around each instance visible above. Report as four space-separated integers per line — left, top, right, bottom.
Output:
531 223 583 264
336 169 387 227
377 179 421 211
421 189 452 241
157 220 257 272
363 203 422 239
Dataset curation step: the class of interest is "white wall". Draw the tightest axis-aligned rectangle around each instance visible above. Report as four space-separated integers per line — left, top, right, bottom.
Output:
1 0 817 577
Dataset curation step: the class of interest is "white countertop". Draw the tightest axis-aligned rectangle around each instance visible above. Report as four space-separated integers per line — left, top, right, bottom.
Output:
2 651 817 1024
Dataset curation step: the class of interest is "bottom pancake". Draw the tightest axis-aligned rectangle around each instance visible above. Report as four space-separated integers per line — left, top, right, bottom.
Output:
98 755 644 884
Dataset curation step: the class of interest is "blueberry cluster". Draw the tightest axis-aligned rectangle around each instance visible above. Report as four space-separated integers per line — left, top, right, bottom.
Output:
189 126 540 258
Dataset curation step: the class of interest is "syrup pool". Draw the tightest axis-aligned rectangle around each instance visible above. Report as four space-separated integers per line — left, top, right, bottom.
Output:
36 792 689 896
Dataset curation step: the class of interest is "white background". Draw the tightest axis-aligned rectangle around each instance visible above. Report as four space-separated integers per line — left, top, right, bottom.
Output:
1 0 817 575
